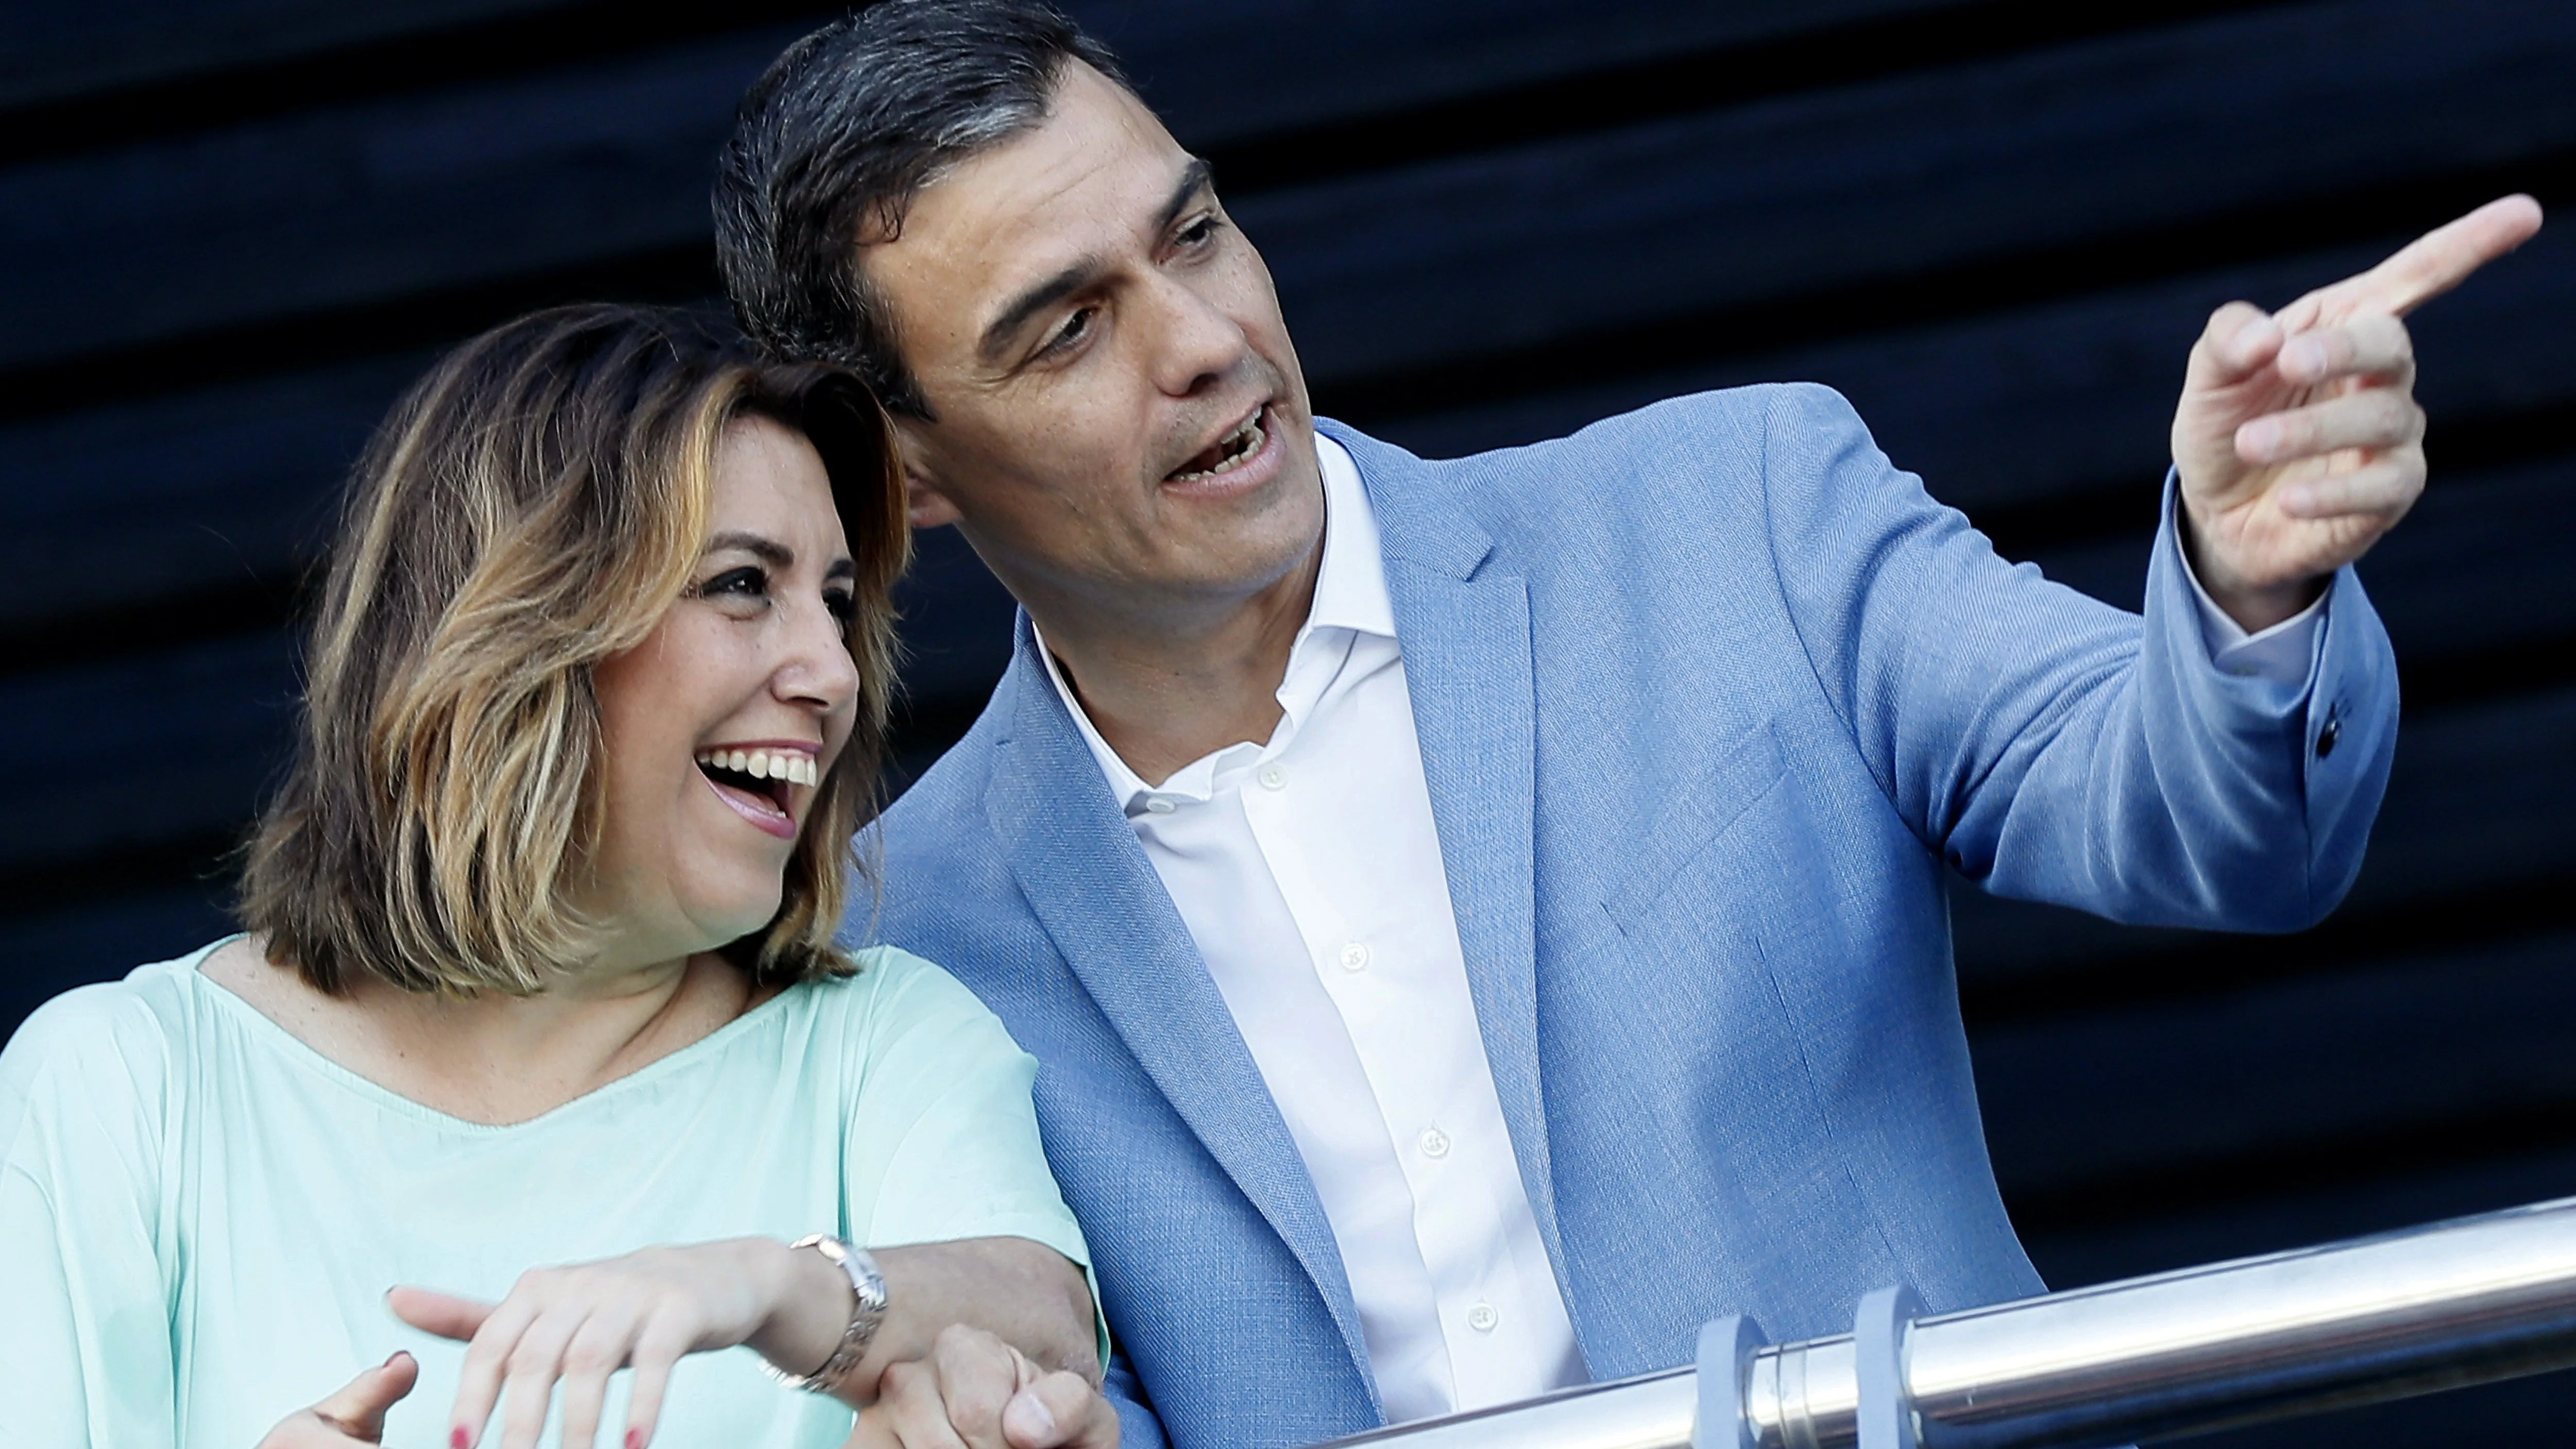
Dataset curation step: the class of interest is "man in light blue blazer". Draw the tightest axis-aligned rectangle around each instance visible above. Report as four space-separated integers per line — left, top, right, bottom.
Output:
714 5 2541 1447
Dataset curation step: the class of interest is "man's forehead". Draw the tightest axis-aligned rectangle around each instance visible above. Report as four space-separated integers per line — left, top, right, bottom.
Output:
877 68 1189 313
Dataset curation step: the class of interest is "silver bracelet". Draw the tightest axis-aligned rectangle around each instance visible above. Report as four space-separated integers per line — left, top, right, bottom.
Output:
766 1234 889 1395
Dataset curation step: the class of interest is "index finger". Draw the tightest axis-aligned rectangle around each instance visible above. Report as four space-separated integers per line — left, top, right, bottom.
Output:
387 1285 498 1342
2287 195 2543 326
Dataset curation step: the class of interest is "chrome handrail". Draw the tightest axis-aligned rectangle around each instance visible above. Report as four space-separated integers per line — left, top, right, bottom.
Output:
1316 1195 2576 1449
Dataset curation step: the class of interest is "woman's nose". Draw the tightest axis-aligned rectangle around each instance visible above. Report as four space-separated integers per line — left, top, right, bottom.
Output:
778 598 863 710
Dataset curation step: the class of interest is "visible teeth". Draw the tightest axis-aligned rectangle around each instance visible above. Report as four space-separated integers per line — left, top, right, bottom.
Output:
1173 414 1265 480
694 748 818 786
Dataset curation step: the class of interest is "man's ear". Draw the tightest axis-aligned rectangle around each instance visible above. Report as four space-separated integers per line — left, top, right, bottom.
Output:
889 417 965 530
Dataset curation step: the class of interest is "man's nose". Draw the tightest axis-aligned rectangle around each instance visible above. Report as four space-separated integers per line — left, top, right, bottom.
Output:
1146 272 1252 396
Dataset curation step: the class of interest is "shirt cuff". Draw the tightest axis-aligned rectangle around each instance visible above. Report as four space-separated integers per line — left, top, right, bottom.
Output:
2173 499 2329 685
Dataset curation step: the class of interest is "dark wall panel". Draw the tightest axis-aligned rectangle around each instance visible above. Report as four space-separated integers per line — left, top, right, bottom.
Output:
1 4 2569 1443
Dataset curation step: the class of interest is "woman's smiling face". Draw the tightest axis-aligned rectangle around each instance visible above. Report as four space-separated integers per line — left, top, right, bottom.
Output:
586 416 862 972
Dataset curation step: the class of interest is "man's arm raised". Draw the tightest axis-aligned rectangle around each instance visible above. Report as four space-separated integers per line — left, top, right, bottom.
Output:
2170 194 2545 632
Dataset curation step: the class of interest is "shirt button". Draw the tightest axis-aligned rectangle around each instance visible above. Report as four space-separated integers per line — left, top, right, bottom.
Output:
1418 1128 1450 1159
1339 942 1370 971
1467 1303 1499 1333
1144 797 1176 815
2316 714 2341 759
1258 763 1289 791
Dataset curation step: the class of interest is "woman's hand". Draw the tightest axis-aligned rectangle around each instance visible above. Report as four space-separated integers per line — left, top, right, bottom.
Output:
390 1238 812 1449
847 1326 1118 1449
255 1353 419 1447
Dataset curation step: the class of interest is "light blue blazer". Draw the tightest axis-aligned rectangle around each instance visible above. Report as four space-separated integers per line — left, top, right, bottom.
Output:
861 386 2397 1449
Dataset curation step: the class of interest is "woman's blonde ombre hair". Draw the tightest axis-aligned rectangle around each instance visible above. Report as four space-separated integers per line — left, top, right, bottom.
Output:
239 304 909 995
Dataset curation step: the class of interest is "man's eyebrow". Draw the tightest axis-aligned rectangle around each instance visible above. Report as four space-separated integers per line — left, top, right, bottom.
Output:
974 156 1218 366
1155 156 1215 237
979 259 1104 364
704 531 793 567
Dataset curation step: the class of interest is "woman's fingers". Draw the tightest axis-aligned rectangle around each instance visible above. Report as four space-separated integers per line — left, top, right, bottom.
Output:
311 1352 421 1442
876 1357 977 1449
496 1305 590 1449
620 1309 700 1449
555 1302 647 1449
388 1285 498 1342
447 1289 544 1448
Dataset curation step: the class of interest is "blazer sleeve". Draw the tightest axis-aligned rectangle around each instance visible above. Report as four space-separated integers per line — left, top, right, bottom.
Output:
1753 382 2397 931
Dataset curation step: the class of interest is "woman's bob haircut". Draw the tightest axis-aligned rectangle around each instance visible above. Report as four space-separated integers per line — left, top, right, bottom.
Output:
239 303 909 996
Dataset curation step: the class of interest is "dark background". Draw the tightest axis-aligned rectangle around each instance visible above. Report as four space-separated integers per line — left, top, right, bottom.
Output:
3 2 2571 1441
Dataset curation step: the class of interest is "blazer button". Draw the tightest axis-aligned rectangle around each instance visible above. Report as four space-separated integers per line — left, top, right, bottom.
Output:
2316 715 2341 759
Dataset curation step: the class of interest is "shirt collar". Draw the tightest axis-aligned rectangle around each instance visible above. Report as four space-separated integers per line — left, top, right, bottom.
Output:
1033 432 1392 809
1306 433 1397 642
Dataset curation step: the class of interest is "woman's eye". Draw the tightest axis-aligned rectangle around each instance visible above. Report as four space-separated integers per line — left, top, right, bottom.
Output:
823 589 856 623
699 566 769 603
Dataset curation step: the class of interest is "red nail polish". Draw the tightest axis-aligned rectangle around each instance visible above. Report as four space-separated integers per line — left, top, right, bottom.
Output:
628 1431 645 1449
451 1429 470 1449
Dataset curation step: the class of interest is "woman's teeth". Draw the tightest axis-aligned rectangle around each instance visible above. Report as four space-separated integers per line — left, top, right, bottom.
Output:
1171 413 1266 481
694 748 818 787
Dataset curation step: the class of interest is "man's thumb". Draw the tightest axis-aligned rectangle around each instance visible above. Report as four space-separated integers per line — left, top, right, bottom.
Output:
1003 1372 1118 1449
312 1352 419 1442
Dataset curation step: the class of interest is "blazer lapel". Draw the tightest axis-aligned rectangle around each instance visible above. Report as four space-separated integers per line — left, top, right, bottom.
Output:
1324 421 1573 1315
980 624 1378 1400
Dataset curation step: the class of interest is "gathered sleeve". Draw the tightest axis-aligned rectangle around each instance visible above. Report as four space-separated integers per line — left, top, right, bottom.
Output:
836 948 1106 1359
0 986 180 1449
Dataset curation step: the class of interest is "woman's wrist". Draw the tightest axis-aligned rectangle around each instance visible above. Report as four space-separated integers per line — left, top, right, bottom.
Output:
742 1237 858 1384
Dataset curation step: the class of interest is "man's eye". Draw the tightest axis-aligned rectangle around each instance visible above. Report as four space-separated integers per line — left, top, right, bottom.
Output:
1042 308 1094 356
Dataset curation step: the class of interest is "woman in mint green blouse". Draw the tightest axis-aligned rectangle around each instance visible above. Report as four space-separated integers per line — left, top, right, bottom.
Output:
0 307 1115 1449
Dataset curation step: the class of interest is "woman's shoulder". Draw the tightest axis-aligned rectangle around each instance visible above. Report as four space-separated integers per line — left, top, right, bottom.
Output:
2 946 216 1086
788 945 1025 1065
0 943 221 1170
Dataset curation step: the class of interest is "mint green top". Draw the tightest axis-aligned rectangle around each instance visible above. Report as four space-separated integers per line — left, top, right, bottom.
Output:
0 940 1094 1449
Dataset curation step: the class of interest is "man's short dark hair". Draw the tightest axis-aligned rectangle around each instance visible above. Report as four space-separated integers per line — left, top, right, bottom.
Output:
714 0 1127 419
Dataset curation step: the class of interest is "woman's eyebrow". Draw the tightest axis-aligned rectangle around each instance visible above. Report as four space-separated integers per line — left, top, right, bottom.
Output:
826 558 857 581
704 531 793 566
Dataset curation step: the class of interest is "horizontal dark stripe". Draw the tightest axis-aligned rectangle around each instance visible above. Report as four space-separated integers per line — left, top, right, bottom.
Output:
1969 403 2576 561
1319 149 2576 431
0 249 721 427
1204 0 2303 193
0 829 245 918
1960 868 2576 1031
2002 1091 2576 1236
0 4 835 168
0 0 2294 181
0 576 305 679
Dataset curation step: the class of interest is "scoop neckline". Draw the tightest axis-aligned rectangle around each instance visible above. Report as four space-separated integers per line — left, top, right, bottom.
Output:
180 935 836 1135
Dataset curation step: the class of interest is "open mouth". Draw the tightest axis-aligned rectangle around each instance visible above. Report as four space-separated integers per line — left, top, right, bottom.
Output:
694 745 816 827
1166 406 1268 482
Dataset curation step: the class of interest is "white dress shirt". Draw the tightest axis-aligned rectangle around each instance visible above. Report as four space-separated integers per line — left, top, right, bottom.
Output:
1038 437 1586 1421
1036 434 2320 1423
